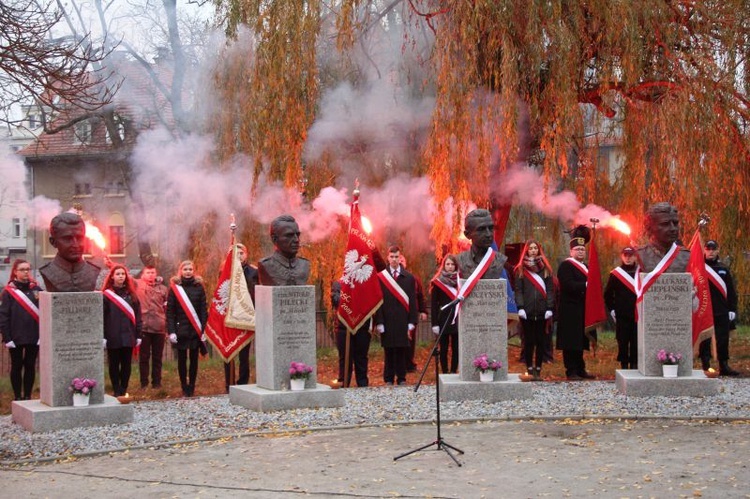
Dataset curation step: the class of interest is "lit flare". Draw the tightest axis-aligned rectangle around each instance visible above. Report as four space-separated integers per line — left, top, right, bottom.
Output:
361 216 373 234
85 222 106 250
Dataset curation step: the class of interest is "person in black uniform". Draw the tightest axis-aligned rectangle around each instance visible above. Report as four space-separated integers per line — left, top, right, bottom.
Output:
701 240 740 376
604 247 639 370
331 281 372 387
1 259 43 400
224 243 258 391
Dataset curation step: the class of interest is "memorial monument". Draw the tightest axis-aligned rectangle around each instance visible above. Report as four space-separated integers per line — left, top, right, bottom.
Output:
12 212 132 432
440 209 531 402
230 215 342 411
616 202 717 397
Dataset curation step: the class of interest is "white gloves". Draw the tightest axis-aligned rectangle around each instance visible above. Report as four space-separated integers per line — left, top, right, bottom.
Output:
102 339 107 349
544 310 553 320
5 340 16 349
432 326 439 335
518 309 527 320
408 324 415 331
610 310 616 322
169 333 178 344
135 338 142 348
729 311 736 321
375 324 384 334
201 334 207 342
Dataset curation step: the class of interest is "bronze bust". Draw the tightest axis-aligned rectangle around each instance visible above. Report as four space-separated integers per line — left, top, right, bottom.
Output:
636 202 690 273
456 209 507 279
257 215 310 286
39 212 101 292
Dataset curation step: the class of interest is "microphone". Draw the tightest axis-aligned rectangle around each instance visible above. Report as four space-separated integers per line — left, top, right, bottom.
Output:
441 296 464 311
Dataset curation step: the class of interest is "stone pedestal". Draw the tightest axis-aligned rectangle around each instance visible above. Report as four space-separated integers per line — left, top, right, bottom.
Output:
11 292 133 432
441 280 531 402
617 273 716 397
230 285 343 411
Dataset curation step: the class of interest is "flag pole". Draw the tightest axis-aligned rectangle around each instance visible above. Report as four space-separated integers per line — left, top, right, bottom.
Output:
228 213 237 388
342 183 360 388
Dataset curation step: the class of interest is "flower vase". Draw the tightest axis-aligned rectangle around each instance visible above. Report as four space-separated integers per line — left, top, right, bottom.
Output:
73 393 90 407
662 364 678 378
479 371 495 382
290 378 306 391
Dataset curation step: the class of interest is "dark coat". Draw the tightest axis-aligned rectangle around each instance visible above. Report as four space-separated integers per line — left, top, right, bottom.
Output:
103 287 142 348
243 263 258 302
0 280 42 346
604 264 637 322
167 276 208 350
705 258 737 317
514 269 555 320
555 259 589 351
430 280 458 336
375 267 419 348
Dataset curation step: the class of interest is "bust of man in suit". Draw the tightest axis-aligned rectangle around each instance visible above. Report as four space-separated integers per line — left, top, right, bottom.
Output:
39 212 100 292
257 215 310 286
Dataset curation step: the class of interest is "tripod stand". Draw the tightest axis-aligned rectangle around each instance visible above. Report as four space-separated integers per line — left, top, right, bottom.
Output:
394 300 464 466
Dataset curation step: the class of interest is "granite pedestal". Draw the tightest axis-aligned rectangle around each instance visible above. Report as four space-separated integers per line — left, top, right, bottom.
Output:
440 280 531 402
230 285 343 411
615 370 719 397
11 292 133 432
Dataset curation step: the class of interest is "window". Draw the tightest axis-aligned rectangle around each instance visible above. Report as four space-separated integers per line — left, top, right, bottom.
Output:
74 183 92 197
104 180 126 196
12 218 22 238
108 213 126 255
73 120 92 145
105 115 127 144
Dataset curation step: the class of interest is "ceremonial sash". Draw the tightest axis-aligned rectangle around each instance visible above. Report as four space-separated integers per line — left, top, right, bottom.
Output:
103 289 136 325
611 267 637 295
704 264 728 300
8 288 39 323
452 248 496 317
378 270 409 311
565 257 588 276
431 278 458 300
171 283 202 334
637 242 680 299
523 269 547 298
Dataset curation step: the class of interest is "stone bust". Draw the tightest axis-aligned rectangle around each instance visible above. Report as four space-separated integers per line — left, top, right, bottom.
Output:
456 208 507 279
636 202 690 273
257 215 310 286
39 212 101 292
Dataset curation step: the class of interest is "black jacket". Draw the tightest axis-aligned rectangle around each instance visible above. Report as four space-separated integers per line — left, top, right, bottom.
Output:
603 263 637 322
514 269 555 320
375 267 419 348
167 276 208 350
0 280 42 345
103 287 142 348
555 259 589 351
705 257 738 317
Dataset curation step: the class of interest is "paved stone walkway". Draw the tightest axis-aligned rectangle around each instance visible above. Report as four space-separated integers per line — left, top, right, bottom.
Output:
1 418 749 498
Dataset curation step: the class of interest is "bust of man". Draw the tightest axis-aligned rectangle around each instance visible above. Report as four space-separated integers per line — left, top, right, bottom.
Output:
39 212 101 292
257 215 311 286
456 208 507 279
636 202 690 273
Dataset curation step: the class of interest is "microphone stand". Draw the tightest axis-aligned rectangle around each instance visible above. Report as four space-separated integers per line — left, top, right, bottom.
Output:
393 299 464 466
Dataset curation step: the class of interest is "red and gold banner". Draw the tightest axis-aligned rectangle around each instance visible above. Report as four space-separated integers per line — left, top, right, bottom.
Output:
688 230 714 351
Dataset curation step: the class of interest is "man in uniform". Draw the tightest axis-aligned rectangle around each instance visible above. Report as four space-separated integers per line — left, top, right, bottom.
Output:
604 247 639 370
39 212 100 292
701 240 740 376
257 215 310 286
224 243 258 390
556 233 594 380
636 202 690 273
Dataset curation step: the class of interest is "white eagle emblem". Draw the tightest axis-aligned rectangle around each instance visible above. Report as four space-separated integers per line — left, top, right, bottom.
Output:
341 249 373 287
211 280 230 316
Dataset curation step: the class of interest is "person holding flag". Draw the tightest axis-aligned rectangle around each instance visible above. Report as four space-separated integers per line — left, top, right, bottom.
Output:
701 240 740 376
604 247 639 369
514 241 555 381
556 227 594 380
167 260 208 397
0 259 43 401
101 264 142 397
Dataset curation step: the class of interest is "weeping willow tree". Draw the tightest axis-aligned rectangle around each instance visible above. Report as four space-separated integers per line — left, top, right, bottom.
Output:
211 0 750 313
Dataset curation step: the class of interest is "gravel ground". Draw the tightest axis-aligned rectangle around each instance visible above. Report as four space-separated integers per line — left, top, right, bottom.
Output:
1 379 748 464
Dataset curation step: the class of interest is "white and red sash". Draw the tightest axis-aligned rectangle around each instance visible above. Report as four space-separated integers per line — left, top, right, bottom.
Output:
565 257 588 276
453 247 496 316
704 264 728 300
431 278 458 301
637 242 680 300
378 269 409 311
7 288 39 323
523 269 547 298
171 283 202 334
611 267 637 295
103 289 136 326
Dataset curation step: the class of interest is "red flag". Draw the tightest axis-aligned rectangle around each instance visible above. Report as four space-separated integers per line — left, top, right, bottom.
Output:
585 235 607 331
337 197 383 332
688 230 714 350
206 246 254 362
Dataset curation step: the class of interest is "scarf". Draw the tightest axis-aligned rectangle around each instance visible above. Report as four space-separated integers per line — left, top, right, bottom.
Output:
438 270 458 289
